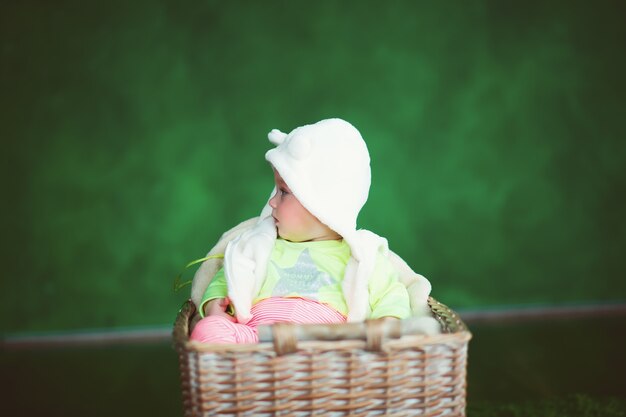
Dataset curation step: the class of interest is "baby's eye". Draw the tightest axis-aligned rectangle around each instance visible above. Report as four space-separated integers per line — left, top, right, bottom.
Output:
280 188 289 197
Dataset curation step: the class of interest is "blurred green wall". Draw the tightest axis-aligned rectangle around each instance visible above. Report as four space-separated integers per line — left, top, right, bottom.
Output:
2 0 625 333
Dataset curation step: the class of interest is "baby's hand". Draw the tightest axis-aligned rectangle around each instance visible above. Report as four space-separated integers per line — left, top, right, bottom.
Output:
204 298 236 322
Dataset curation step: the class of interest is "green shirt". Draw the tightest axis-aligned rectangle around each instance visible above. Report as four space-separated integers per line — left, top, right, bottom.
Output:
200 238 410 320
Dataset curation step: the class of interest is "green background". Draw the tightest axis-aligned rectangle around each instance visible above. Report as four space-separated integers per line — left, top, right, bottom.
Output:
2 0 624 334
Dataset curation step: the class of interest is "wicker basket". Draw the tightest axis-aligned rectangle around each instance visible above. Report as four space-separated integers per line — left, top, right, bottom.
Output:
173 297 471 417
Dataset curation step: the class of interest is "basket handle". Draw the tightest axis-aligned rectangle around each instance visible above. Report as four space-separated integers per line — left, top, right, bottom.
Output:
259 318 407 355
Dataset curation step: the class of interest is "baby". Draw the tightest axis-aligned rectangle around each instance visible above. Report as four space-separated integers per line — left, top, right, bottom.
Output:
190 118 434 344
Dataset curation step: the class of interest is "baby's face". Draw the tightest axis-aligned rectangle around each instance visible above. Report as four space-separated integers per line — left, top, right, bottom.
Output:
269 170 339 242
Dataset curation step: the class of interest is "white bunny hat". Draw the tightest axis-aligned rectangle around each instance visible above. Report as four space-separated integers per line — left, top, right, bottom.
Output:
264 118 371 258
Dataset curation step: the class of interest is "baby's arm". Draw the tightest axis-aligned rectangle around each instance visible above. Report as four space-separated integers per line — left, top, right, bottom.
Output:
199 267 234 320
368 253 411 320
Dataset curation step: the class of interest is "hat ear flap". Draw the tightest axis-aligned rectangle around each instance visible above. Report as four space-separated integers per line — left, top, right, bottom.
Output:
268 129 288 145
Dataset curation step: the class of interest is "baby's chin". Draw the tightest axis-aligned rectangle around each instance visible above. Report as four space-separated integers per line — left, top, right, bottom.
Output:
278 231 341 243
277 233 307 243
277 230 313 243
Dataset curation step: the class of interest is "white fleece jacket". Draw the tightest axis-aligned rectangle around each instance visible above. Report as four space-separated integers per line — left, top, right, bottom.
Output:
191 216 437 329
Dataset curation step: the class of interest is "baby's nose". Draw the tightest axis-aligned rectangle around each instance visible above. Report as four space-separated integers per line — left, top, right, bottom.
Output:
269 192 278 208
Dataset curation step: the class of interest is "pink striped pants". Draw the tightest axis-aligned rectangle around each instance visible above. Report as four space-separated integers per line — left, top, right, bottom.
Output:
190 297 346 344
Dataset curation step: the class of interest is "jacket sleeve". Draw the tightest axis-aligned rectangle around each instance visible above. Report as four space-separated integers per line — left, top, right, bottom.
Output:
198 267 228 318
368 253 411 319
191 217 260 308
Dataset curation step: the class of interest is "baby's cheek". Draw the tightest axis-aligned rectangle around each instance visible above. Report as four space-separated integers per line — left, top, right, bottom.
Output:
280 206 297 223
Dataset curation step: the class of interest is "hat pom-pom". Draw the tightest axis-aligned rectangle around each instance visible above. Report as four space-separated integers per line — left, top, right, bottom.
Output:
268 129 287 145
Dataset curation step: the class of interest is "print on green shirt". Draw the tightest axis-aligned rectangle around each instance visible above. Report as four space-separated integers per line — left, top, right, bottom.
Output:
271 248 338 300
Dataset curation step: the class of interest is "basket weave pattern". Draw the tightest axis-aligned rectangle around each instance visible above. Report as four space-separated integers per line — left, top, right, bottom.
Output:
173 298 471 417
